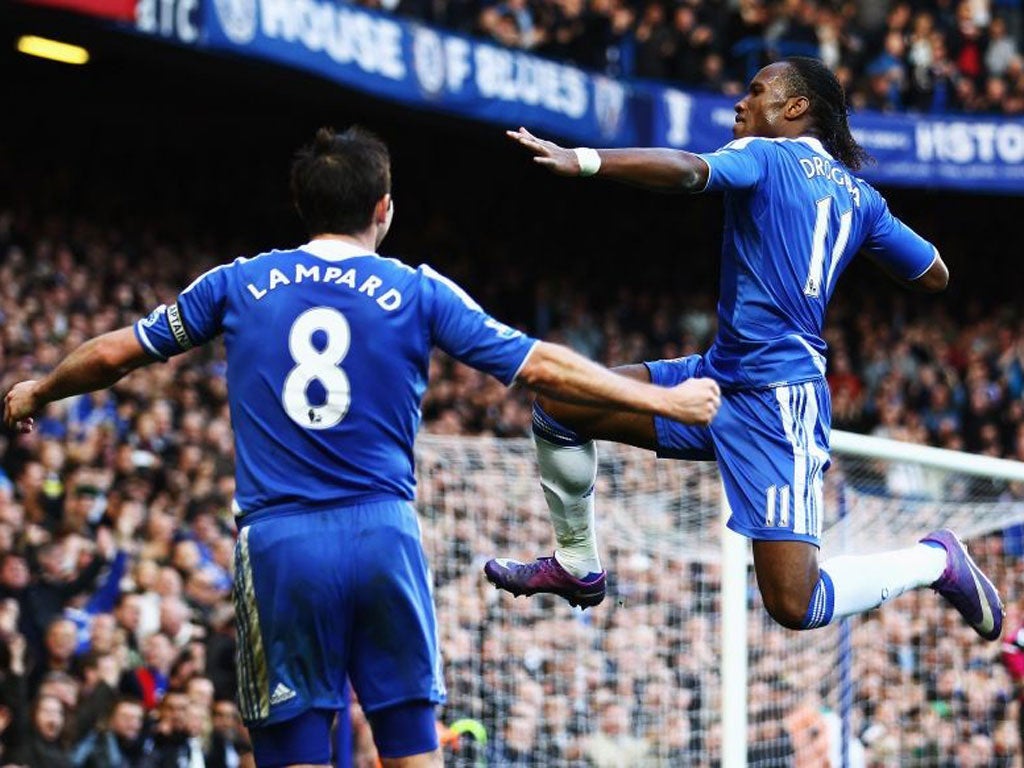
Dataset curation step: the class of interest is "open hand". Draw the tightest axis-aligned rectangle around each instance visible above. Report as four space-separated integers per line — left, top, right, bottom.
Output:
666 377 721 426
3 381 40 433
506 127 580 176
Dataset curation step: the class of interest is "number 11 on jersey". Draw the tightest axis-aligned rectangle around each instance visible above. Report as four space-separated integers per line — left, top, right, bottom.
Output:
804 197 852 299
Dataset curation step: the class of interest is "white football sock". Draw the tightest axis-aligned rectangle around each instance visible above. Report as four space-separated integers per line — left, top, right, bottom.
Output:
534 435 602 577
822 543 947 621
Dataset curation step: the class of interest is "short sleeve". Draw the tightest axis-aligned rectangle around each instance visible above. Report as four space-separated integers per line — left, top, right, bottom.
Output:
863 195 938 281
133 261 234 360
421 265 537 385
697 138 772 192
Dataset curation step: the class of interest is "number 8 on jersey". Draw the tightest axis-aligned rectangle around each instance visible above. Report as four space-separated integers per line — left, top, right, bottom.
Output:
282 306 352 430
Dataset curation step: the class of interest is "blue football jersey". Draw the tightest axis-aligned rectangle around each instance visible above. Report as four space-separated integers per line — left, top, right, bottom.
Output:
134 239 537 516
697 136 938 389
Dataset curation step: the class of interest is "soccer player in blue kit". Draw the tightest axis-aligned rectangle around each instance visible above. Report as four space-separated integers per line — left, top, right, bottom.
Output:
3 127 721 768
486 57 1005 643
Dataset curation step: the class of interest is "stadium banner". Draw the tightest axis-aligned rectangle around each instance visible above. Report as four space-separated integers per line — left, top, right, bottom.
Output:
56 0 1021 192
646 83 1024 193
199 0 639 146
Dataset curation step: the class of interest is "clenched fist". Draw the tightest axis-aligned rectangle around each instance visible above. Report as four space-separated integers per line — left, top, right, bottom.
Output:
4 380 41 433
665 377 721 426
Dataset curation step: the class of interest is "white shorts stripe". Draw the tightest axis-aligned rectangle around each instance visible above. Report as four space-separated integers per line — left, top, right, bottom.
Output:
775 383 828 537
803 382 828 539
791 385 808 536
772 382 829 539
775 388 797 531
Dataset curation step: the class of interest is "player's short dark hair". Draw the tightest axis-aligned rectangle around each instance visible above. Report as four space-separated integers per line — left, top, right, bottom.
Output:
290 126 391 237
781 57 871 171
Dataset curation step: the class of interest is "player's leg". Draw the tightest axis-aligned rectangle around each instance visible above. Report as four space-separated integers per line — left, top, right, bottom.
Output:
726 380 1003 639
247 710 334 768
485 357 714 607
365 702 443 768
752 532 1002 639
529 363 659 575
233 513 359 767
347 501 446 765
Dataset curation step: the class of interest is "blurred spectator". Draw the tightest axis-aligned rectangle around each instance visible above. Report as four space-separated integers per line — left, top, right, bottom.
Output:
205 699 251 768
584 700 651 767
73 696 155 768
27 616 79 698
119 634 172 712
11 693 73 768
149 691 194 768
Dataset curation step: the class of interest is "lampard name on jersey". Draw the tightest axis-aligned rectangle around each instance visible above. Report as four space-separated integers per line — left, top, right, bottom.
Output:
246 262 403 311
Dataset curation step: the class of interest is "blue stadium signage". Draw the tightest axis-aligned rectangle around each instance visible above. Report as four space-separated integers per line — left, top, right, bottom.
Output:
123 0 1024 193
192 0 639 145
646 84 1024 193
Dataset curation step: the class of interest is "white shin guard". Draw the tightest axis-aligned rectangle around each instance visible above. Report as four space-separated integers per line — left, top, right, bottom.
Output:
535 435 602 577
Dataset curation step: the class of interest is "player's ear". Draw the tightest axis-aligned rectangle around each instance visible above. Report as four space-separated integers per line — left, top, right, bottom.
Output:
374 194 395 249
374 193 393 227
786 95 810 120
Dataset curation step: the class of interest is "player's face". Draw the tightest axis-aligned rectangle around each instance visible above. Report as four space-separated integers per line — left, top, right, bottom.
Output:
732 63 795 140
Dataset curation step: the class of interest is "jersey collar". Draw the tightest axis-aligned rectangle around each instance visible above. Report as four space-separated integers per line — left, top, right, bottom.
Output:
301 239 375 262
795 136 834 160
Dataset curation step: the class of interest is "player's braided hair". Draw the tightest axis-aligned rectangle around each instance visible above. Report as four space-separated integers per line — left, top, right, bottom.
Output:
782 57 871 171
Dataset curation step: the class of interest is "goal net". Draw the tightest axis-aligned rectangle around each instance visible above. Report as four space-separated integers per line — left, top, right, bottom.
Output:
413 433 1024 767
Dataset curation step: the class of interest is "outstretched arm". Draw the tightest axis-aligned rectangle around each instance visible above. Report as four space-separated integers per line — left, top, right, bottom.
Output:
508 127 710 192
868 251 949 293
516 341 720 426
4 326 153 431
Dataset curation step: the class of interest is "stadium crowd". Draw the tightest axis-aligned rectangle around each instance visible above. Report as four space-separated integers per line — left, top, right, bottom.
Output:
0 203 1021 768
376 0 1024 115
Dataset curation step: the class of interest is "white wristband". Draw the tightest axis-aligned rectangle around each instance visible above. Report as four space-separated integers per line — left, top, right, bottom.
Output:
573 147 601 177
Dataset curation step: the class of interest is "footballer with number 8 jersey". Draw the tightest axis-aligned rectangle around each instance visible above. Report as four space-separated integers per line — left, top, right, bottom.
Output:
4 127 721 768
486 57 1005 644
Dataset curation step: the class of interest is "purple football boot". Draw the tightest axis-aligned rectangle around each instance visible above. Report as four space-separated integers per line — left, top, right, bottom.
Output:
921 529 1003 641
484 555 606 609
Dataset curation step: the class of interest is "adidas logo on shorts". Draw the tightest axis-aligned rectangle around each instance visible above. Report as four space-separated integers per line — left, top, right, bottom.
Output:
270 682 297 706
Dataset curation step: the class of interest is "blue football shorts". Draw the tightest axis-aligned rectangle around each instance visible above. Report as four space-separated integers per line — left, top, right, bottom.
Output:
233 499 445 745
647 355 831 546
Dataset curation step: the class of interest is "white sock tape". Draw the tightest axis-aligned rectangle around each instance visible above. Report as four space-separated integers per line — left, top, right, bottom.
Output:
573 147 601 177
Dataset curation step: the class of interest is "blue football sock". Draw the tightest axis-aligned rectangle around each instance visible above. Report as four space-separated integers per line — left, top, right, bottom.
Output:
801 570 836 630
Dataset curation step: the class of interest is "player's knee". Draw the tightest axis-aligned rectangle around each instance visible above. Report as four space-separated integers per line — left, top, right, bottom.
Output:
761 589 814 631
535 394 571 424
532 400 588 449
